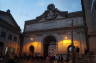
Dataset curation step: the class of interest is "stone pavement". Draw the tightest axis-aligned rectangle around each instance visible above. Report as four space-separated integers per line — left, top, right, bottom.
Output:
18 59 66 63
0 57 72 63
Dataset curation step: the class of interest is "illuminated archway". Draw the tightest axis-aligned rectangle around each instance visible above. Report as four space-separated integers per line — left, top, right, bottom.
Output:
23 41 43 55
57 39 80 54
43 35 57 57
29 45 34 56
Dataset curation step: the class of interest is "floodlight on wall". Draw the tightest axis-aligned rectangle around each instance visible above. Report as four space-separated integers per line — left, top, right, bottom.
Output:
64 36 68 40
30 37 34 41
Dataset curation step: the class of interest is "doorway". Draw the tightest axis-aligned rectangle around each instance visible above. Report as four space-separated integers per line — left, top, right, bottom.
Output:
43 35 57 57
0 42 4 55
29 45 34 56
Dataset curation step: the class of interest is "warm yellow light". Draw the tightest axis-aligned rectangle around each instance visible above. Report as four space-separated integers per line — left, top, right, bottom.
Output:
30 38 34 41
31 42 42 52
64 36 68 40
5 42 20 54
23 41 43 55
57 39 80 53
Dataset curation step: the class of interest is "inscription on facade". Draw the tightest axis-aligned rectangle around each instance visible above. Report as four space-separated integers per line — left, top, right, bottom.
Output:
25 17 83 32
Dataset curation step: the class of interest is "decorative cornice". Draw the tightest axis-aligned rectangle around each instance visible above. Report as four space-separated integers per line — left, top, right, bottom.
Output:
0 19 21 34
0 10 21 31
23 26 85 35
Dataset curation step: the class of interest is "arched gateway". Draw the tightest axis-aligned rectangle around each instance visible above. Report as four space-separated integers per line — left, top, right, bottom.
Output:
23 4 87 56
43 36 57 57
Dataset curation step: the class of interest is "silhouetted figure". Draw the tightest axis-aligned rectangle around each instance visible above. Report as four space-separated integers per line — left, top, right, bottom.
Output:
85 49 89 55
66 53 70 62
76 47 80 56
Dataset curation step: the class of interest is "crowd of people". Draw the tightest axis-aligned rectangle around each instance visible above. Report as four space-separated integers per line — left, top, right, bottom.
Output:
0 53 71 63
0 46 81 63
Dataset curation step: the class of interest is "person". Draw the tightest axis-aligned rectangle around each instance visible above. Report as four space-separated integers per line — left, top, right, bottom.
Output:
0 53 4 63
85 49 89 55
45 56 51 63
66 53 70 62
55 55 59 63
76 47 80 56
60 56 63 63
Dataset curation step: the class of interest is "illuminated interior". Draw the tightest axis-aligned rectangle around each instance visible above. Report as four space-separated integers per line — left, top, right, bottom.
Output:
23 41 43 55
23 36 85 55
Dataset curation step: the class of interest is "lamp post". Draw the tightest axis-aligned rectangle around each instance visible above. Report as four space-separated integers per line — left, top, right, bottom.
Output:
71 20 76 63
71 20 74 46
66 20 75 63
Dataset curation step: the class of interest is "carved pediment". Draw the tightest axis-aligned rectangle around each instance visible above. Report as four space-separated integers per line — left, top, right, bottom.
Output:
36 4 68 21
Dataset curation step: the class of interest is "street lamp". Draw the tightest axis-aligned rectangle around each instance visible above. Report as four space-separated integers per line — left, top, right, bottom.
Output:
71 20 76 63
66 20 76 63
71 20 74 46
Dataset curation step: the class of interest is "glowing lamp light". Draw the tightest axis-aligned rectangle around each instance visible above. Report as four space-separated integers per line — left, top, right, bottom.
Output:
57 36 80 53
30 38 34 41
64 36 68 40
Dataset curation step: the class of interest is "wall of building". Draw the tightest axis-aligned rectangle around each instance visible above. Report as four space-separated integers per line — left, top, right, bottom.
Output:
0 11 21 55
23 28 86 56
0 26 20 54
82 0 96 53
25 17 84 32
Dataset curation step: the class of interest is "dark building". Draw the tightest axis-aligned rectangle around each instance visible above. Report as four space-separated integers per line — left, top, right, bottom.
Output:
0 10 21 55
81 0 96 62
82 0 96 53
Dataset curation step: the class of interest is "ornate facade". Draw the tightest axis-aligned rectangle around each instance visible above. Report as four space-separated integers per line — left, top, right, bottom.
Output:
23 4 86 57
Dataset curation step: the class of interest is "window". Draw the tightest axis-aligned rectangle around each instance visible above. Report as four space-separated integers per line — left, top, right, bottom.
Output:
94 2 96 10
94 4 96 17
14 36 17 42
8 34 12 40
0 31 6 38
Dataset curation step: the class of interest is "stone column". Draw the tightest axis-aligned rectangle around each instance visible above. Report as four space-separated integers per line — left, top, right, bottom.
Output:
82 0 96 54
